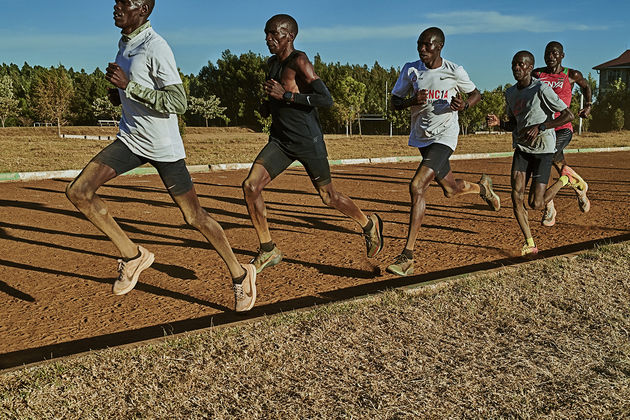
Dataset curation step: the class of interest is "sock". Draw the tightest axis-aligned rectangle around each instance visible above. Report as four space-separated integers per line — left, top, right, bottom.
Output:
362 218 374 233
232 269 247 284
559 175 569 186
526 237 535 248
402 248 414 260
122 248 141 262
260 241 275 253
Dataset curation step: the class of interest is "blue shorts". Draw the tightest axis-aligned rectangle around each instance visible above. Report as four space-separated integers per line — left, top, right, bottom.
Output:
92 139 193 196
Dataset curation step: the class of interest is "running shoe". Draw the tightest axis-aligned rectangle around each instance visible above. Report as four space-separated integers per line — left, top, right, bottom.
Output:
561 165 587 191
250 245 283 274
113 245 155 295
541 200 556 227
364 213 384 258
386 253 414 276
233 264 257 312
479 174 501 211
521 244 539 257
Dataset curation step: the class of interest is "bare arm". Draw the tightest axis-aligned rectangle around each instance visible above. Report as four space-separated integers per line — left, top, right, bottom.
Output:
569 68 593 118
263 53 333 108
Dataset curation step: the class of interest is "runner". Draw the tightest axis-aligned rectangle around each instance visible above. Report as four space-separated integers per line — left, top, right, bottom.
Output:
66 0 257 312
487 51 576 256
242 14 384 274
533 41 591 226
386 27 500 277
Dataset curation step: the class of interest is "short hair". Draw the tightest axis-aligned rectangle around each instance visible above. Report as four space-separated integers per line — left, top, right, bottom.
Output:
131 0 154 15
268 14 298 37
420 27 445 45
515 50 535 65
545 41 564 53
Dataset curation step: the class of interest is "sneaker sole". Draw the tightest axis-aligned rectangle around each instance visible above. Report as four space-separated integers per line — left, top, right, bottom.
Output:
238 264 257 312
113 252 155 296
574 182 590 213
367 214 384 258
254 253 283 274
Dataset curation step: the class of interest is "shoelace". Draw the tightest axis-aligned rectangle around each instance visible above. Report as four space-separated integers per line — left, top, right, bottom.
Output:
116 259 126 280
393 254 409 265
233 283 244 300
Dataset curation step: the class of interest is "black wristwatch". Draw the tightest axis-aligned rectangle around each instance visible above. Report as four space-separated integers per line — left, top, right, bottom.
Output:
283 91 294 103
538 123 546 132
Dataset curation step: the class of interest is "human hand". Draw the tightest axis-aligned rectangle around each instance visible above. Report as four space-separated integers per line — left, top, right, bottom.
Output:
414 89 428 105
108 87 121 106
486 114 500 127
106 62 129 90
521 125 540 144
263 79 286 101
578 104 592 118
450 92 466 111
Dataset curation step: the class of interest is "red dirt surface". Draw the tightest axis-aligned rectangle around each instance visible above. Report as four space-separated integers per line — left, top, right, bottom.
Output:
1 152 629 363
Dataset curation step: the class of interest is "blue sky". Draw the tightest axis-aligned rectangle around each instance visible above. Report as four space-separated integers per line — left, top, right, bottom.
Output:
1 0 628 91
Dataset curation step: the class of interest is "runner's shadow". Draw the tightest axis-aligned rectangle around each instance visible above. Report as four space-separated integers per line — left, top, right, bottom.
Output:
0 277 35 303
4 233 629 371
0 258 223 310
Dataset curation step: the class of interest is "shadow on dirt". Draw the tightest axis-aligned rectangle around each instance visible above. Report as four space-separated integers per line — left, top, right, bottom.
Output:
2 232 629 372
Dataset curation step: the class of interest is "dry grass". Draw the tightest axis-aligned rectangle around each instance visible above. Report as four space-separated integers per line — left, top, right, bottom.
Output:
1 242 629 418
1 126 629 173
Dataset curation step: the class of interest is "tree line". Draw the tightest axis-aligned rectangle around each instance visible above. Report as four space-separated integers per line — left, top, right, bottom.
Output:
0 52 626 134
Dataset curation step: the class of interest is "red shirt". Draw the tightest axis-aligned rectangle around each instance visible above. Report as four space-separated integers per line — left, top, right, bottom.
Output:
534 68 573 132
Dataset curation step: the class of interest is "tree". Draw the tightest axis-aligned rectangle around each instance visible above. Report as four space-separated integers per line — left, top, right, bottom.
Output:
0 75 19 127
333 75 366 136
591 78 630 132
92 96 121 121
33 67 74 135
188 95 229 126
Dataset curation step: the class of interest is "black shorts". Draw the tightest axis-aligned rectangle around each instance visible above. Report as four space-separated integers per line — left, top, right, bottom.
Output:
512 148 554 185
553 128 573 163
254 140 332 187
92 139 193 196
418 143 453 180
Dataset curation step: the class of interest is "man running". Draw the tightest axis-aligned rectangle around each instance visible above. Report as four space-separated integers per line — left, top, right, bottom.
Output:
386 27 500 277
66 0 257 312
533 41 591 226
487 51 576 256
242 14 384 273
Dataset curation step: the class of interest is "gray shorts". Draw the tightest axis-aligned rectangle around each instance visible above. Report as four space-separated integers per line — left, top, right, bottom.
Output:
92 139 193 196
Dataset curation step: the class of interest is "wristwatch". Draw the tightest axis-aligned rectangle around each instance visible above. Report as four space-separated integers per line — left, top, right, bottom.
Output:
538 123 546 132
283 91 294 103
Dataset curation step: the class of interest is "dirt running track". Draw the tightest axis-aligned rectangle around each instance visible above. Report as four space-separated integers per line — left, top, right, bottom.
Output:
1 151 629 368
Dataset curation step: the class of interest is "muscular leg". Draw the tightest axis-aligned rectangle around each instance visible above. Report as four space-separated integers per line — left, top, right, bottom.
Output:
511 170 532 242
435 170 481 198
402 165 435 251
171 188 245 279
316 182 369 227
529 176 568 210
66 161 138 259
242 163 274 244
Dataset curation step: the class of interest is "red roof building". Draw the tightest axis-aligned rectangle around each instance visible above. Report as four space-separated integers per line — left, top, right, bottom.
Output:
593 50 630 92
